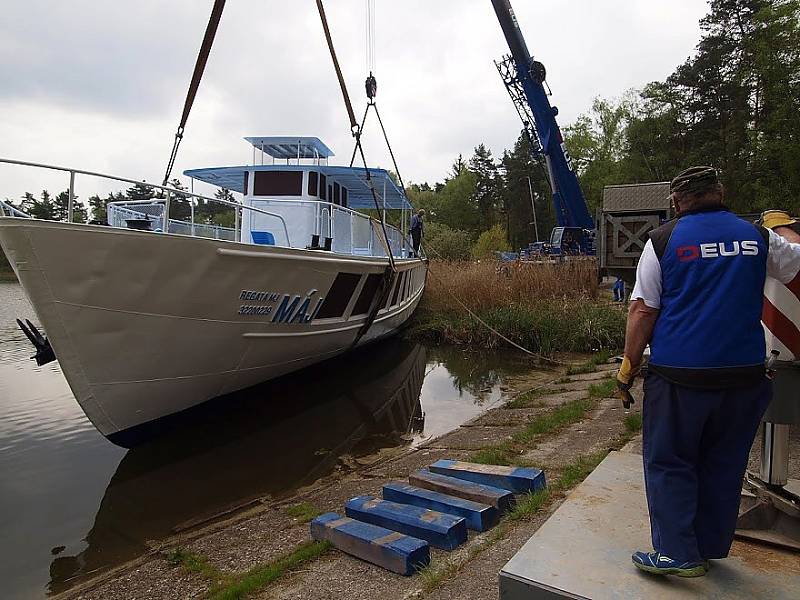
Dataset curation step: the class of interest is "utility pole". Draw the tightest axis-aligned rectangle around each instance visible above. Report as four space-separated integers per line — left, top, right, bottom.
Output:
527 176 540 242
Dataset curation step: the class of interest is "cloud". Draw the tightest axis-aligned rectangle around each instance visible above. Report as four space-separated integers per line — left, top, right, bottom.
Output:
0 0 708 201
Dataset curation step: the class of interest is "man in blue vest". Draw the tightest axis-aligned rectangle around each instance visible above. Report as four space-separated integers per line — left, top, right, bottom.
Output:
616 166 800 577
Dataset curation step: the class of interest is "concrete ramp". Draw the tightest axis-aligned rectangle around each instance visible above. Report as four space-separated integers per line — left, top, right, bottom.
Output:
499 451 800 599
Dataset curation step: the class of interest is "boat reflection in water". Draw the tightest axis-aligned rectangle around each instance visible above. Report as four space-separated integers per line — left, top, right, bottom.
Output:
48 340 426 594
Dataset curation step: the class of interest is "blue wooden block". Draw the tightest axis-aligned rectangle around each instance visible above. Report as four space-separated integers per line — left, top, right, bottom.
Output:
429 459 547 494
310 512 430 576
409 469 516 512
345 496 468 551
382 482 499 532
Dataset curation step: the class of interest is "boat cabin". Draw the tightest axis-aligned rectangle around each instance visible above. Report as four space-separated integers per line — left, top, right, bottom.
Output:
181 136 414 258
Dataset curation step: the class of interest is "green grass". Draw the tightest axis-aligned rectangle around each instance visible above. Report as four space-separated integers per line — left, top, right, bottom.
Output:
507 489 552 521
166 548 224 585
166 541 332 600
566 350 613 375
408 302 624 356
512 398 595 444
556 451 608 489
418 558 462 593
588 379 617 398
624 412 643 434
469 445 515 466
285 502 322 524
418 522 511 592
209 541 331 600
505 387 565 409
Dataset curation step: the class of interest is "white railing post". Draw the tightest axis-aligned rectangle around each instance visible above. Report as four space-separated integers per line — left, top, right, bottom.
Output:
68 170 75 222
163 191 171 232
190 178 196 236
235 205 240 242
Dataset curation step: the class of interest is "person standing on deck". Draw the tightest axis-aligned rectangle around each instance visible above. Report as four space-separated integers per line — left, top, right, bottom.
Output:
615 166 800 577
410 209 425 257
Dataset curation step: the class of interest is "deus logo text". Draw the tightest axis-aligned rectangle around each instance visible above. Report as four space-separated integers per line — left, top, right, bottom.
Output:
676 240 759 262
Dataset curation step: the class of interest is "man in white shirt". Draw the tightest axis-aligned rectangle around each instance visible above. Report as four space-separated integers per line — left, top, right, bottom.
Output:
615 166 800 577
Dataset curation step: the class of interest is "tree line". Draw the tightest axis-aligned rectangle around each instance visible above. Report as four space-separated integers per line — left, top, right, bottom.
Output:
409 0 799 259
3 179 238 227
2 0 797 265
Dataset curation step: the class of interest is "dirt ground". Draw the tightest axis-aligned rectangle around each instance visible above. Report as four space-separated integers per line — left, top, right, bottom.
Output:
58 362 800 600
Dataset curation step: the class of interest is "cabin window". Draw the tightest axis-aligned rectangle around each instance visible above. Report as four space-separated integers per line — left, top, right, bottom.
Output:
352 273 384 315
319 174 327 200
385 278 396 309
341 188 348 208
316 273 361 319
243 171 250 195
390 272 404 306
333 182 341 206
328 185 333 203
253 171 303 196
308 171 319 197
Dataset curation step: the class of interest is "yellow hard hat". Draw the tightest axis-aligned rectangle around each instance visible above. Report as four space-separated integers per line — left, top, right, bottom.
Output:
759 210 797 230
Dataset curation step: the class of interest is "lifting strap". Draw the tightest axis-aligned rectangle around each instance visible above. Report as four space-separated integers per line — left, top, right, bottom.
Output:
162 0 226 186
316 0 396 273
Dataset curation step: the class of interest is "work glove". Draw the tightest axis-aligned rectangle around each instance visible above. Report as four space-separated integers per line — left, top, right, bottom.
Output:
616 356 641 410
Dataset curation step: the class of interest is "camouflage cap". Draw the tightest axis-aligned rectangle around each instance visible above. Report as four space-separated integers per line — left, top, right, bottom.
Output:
670 166 719 195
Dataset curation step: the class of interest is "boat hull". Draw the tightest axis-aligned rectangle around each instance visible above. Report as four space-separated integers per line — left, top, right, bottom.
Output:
0 218 427 439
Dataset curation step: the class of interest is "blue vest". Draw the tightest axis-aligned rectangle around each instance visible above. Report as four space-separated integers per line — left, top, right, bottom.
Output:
649 210 768 381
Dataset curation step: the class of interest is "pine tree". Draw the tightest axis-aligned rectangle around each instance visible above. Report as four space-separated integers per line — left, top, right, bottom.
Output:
126 182 154 201
469 144 500 232
54 191 88 223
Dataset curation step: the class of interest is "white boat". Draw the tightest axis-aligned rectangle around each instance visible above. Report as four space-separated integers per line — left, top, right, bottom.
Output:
0 137 427 445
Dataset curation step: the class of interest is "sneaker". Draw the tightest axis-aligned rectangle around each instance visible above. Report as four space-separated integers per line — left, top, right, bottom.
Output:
631 551 709 578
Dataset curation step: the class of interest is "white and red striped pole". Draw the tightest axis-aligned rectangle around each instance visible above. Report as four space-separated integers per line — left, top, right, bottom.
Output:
761 274 799 486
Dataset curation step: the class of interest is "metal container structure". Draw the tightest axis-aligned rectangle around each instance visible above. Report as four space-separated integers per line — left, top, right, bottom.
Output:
598 182 671 284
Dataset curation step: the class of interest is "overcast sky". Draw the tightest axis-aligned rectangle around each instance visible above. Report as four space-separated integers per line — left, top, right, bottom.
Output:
0 1 708 203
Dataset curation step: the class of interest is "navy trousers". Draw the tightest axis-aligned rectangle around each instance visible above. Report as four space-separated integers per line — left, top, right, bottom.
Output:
642 372 772 562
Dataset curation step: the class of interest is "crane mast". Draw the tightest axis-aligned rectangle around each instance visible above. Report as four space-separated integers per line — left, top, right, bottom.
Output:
490 0 594 239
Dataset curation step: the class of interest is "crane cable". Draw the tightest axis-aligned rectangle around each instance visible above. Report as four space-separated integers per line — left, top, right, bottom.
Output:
162 0 226 186
365 0 376 75
316 0 395 272
317 0 562 365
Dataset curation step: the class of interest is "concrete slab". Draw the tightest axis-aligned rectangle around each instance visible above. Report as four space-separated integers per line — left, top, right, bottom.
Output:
409 469 515 512
429 460 546 494
382 482 499 532
310 513 429 576
499 451 800 599
345 496 467 551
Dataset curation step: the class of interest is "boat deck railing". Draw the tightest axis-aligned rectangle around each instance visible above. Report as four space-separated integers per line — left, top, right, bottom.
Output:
0 198 32 218
0 157 287 246
0 157 417 259
244 198 412 258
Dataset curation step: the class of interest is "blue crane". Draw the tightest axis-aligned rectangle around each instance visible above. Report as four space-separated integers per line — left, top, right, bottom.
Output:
490 0 595 256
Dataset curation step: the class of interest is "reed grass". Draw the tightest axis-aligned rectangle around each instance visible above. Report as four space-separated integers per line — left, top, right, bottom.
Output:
409 260 625 355
423 259 600 314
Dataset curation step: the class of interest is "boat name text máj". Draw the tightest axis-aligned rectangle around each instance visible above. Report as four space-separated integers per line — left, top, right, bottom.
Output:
238 288 324 323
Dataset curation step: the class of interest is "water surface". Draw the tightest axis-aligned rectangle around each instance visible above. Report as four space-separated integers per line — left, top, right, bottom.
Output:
0 282 530 599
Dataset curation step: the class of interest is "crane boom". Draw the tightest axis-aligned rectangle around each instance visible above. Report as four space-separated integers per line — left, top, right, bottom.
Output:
490 0 594 232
